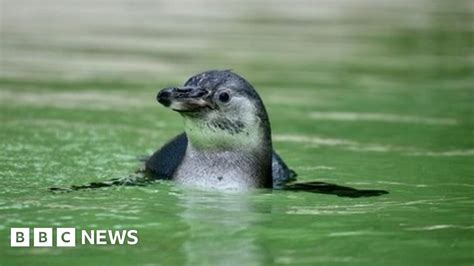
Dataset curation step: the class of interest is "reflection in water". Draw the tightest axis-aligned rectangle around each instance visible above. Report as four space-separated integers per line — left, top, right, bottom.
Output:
284 182 388 198
49 177 388 198
177 189 270 265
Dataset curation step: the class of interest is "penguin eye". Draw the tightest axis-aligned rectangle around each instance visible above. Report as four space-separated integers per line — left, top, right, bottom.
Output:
218 92 231 103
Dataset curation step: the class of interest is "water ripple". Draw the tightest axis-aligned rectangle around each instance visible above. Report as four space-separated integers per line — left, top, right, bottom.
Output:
309 111 458 126
405 225 474 231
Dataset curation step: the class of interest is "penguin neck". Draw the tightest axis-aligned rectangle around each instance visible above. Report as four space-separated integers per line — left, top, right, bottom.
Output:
183 115 272 153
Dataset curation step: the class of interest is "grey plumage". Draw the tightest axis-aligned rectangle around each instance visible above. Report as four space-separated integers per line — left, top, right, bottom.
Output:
145 132 297 189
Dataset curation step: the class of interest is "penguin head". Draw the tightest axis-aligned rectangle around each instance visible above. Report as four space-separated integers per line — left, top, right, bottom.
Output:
157 70 271 149
157 70 264 117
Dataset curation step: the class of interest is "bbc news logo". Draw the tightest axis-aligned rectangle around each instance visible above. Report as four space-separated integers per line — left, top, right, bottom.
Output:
10 228 138 247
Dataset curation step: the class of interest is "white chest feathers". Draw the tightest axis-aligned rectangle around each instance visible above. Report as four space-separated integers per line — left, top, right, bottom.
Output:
173 147 264 190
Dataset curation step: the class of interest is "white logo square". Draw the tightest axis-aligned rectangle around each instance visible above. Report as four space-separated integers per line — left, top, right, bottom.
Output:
33 228 53 247
56 228 76 247
10 228 30 247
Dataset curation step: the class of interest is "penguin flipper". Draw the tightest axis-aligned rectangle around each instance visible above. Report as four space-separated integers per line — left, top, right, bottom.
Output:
272 151 297 189
145 132 188 179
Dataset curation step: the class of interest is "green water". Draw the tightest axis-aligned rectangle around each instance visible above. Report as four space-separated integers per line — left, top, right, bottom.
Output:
0 0 473 265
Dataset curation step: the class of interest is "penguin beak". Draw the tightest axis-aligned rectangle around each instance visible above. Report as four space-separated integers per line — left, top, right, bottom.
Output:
157 86 212 112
